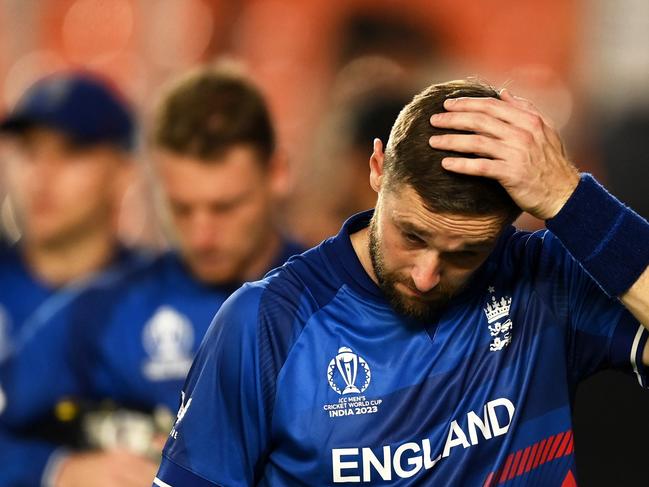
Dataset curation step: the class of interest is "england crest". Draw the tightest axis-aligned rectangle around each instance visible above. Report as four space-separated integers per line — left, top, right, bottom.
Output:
484 288 513 352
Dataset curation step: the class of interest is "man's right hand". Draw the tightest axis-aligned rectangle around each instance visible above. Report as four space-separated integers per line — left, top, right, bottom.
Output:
428 89 580 221
54 450 158 487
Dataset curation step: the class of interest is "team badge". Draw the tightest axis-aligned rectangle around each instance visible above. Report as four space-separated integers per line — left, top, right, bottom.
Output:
484 287 513 352
142 306 194 381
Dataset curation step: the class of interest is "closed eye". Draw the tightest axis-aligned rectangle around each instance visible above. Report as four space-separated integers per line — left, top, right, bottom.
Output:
441 250 483 266
402 231 426 246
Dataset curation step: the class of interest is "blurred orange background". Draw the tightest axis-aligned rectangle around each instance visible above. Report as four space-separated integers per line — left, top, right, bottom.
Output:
0 0 647 245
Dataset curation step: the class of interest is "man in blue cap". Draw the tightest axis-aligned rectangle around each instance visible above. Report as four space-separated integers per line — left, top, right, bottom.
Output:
0 71 142 358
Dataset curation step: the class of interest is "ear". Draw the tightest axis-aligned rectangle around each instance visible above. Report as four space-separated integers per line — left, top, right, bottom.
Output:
112 154 136 199
369 138 385 193
267 149 292 199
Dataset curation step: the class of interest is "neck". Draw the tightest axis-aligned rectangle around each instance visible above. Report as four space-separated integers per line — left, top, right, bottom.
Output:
241 228 283 282
350 226 379 285
23 228 118 287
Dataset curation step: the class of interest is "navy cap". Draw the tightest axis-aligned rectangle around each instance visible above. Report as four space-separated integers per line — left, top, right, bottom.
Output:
0 72 135 151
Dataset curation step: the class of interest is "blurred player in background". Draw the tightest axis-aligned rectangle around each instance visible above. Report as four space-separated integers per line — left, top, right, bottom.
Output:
0 65 303 487
0 72 141 364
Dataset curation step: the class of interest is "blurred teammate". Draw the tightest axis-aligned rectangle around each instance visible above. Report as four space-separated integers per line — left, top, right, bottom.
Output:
0 72 140 362
0 66 302 486
153 80 649 486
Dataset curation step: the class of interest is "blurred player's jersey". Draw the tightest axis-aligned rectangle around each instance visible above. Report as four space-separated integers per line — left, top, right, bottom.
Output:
0 243 142 363
156 211 648 487
0 241 303 487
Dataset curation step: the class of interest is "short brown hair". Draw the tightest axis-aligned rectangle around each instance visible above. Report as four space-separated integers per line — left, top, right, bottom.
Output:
152 66 275 163
384 79 521 221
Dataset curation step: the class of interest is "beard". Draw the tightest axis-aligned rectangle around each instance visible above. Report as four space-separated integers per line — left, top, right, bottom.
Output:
368 218 461 322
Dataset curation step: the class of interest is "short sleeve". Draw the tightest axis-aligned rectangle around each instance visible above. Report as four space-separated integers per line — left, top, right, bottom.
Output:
539 232 649 387
566 262 648 386
155 283 271 487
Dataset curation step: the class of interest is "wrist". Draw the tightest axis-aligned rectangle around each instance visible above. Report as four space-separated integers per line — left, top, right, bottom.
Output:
544 170 580 220
546 173 649 297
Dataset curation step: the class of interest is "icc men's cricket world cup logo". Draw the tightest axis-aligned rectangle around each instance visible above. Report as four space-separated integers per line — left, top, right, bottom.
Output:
327 347 371 395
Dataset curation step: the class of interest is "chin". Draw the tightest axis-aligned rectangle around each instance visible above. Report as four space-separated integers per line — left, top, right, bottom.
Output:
28 229 69 247
191 266 236 286
391 291 454 321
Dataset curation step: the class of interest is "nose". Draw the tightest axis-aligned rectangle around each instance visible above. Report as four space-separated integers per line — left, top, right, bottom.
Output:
410 251 441 293
188 212 218 251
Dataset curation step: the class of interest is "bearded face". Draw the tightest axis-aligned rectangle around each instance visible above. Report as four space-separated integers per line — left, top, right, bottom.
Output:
366 185 505 322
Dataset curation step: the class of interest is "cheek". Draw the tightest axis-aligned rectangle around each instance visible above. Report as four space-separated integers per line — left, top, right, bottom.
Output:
441 260 484 287
379 240 412 275
445 267 472 284
169 213 192 238
61 165 115 200
7 166 39 203
235 193 269 231
6 162 26 186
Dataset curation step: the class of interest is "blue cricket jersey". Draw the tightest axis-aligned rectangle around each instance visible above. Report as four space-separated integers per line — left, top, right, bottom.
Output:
0 241 303 487
0 243 147 486
155 211 648 486
0 243 142 362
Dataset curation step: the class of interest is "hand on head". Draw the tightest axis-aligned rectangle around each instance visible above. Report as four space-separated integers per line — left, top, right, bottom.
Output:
428 89 580 220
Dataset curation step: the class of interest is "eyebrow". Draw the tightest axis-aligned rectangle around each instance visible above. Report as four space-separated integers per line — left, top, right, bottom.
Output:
461 241 495 251
396 220 495 251
398 221 432 238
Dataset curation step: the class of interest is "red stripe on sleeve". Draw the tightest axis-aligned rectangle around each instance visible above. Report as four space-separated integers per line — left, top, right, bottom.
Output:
539 434 556 465
547 432 566 461
507 450 524 481
525 442 540 473
516 446 532 477
565 434 574 456
556 431 572 458
532 439 547 469
498 453 515 484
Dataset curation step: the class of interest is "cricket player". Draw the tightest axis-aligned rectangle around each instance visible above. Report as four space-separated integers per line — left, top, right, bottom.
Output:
153 80 649 486
0 72 142 363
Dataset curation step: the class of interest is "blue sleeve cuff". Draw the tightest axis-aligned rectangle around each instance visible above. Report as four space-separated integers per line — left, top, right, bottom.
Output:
546 173 649 297
42 448 71 487
629 324 649 389
154 455 222 487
